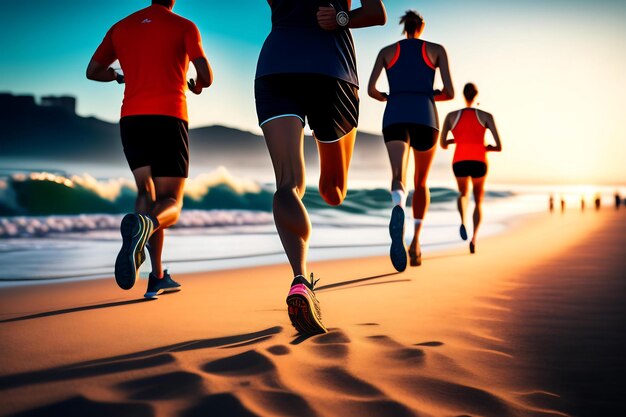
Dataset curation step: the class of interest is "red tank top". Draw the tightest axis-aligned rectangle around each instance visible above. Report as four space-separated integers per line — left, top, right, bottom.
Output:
451 108 487 164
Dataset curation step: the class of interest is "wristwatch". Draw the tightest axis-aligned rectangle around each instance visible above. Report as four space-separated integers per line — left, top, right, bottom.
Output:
336 10 349 27
115 72 125 84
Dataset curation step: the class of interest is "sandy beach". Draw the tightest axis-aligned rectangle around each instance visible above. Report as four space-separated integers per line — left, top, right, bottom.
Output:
0 208 624 417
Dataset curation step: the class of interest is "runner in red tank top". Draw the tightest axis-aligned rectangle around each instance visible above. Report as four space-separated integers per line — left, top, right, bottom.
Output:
86 0 213 297
440 83 502 254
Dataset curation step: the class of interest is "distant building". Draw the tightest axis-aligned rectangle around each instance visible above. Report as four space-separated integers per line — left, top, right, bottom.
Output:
41 95 76 115
0 92 76 116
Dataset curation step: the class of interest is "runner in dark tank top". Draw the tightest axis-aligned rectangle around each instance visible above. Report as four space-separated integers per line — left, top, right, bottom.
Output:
368 10 454 271
255 0 387 335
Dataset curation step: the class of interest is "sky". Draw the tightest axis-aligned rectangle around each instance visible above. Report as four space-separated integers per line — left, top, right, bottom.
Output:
1 0 625 185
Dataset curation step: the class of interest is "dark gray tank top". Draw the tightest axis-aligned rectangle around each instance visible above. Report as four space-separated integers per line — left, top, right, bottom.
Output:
255 0 358 86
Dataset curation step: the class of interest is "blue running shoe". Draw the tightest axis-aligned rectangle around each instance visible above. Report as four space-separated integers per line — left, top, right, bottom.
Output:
144 270 181 299
114 213 152 290
389 205 407 272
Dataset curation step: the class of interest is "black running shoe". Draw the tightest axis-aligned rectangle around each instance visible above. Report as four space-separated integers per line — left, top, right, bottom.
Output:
460 224 468 241
114 213 152 290
286 273 327 335
144 269 181 299
389 205 407 272
469 241 476 254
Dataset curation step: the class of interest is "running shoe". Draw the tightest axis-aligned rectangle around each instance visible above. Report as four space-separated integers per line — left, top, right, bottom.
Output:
409 249 422 267
389 205 407 272
144 269 181 299
469 241 476 254
460 224 468 241
286 273 327 335
114 213 153 290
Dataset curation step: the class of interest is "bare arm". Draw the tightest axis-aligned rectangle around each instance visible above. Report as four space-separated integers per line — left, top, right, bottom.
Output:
86 59 118 82
432 44 454 102
439 113 455 149
317 0 386 31
484 113 502 152
367 49 388 102
188 57 213 95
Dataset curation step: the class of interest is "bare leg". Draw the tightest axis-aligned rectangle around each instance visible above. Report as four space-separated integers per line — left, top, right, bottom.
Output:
148 177 186 278
316 128 356 206
455 176 470 226
262 117 308 277
409 146 437 255
385 141 410 194
471 175 486 245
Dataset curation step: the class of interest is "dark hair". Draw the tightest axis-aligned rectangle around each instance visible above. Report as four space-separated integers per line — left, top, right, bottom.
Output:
400 10 424 35
463 83 478 101
152 0 174 7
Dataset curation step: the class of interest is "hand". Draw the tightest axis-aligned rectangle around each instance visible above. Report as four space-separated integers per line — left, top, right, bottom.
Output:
317 6 338 31
433 89 441 96
187 79 202 95
485 145 501 152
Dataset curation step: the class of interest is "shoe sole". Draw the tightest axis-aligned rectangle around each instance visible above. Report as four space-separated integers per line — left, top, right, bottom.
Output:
143 289 163 299
389 206 407 272
115 214 147 290
286 285 327 335
460 224 468 241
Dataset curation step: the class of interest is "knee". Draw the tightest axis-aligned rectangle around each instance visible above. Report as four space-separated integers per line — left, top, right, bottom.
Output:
320 186 345 206
275 184 305 202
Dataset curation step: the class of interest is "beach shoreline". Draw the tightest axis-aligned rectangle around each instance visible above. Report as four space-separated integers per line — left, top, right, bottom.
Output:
0 208 624 416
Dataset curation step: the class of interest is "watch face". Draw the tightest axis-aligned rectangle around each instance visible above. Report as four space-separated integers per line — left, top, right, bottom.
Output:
336 11 349 27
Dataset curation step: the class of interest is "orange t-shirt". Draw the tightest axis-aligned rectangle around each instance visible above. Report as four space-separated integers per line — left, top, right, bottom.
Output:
451 108 488 164
91 5 206 122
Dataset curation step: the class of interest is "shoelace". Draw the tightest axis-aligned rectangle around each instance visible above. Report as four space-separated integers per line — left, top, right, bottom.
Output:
308 273 320 290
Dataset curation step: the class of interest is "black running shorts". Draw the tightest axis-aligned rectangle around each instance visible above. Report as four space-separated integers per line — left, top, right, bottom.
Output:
453 161 488 178
120 115 189 178
382 123 438 151
255 74 359 143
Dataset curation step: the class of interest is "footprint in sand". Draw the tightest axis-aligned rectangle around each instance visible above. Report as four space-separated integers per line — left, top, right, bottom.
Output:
366 335 426 364
202 350 275 376
10 395 153 417
117 371 205 400
414 341 444 347
309 329 351 358
266 345 290 355
181 393 259 417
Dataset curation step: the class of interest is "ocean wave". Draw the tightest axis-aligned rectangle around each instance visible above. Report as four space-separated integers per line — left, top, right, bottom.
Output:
0 168 514 237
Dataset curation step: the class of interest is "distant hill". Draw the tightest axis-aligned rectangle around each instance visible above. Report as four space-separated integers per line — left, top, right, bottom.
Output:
0 93 389 172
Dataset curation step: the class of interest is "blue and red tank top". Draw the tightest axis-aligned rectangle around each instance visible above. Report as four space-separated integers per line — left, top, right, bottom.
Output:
382 38 438 129
451 108 487 164
255 0 358 86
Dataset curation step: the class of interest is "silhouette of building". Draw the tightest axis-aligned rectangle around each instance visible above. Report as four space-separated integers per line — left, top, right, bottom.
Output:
41 95 76 115
0 92 76 116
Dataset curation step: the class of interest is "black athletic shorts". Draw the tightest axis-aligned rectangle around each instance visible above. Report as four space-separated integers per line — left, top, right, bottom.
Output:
255 74 359 143
120 115 189 178
453 161 487 178
382 123 438 151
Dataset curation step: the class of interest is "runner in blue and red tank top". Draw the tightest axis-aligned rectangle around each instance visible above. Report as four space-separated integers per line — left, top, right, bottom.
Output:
256 0 387 335
440 83 503 254
368 10 454 271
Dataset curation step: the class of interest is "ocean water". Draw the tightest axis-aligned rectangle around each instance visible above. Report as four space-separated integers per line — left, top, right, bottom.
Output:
0 167 621 285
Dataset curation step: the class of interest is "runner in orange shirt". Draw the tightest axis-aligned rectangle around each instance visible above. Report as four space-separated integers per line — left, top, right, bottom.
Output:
86 0 213 298
440 83 502 254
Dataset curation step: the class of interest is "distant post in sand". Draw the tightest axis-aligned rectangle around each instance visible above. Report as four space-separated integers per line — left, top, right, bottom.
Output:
614 191 621 210
580 196 585 212
549 193 555 213
594 193 601 210
560 196 566 213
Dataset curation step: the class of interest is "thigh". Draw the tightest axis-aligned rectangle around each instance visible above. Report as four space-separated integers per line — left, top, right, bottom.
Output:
307 76 359 143
408 124 438 152
153 177 186 203
261 116 306 190
455 175 470 195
